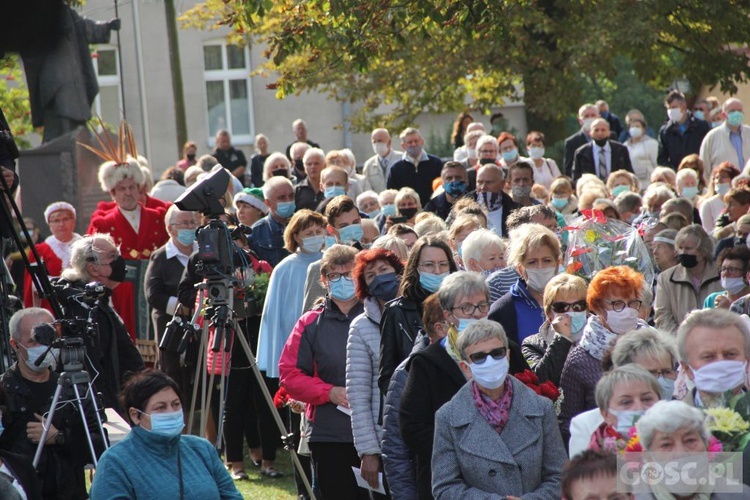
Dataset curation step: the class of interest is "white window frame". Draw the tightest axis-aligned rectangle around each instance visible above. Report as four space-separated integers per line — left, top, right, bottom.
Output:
91 44 123 123
203 41 255 147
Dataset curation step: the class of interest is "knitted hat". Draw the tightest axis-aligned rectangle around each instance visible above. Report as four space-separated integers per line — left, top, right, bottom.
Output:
234 187 268 214
44 201 76 222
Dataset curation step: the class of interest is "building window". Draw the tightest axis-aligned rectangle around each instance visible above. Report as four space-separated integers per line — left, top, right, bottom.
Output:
92 46 122 126
203 42 254 146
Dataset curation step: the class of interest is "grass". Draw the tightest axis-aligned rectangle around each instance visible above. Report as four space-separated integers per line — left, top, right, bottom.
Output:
231 450 299 499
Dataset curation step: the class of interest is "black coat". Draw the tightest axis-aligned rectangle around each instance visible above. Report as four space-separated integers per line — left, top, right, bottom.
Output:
0 450 42 500
379 297 423 394
657 113 711 169
387 155 444 208
144 244 188 338
572 140 633 183
521 328 574 386
470 190 520 237
564 130 589 177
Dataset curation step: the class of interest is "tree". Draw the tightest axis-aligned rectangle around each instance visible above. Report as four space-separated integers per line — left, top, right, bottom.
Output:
0 55 34 149
181 0 750 143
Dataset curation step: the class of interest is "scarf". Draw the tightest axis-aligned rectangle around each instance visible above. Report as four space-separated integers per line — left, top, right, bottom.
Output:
579 315 648 361
472 379 513 434
45 233 82 269
478 191 503 212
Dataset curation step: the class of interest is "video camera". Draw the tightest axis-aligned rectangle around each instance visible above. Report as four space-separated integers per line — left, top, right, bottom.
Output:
32 322 87 372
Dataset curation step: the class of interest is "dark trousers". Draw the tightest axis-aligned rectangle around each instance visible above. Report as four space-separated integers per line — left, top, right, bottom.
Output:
308 442 369 500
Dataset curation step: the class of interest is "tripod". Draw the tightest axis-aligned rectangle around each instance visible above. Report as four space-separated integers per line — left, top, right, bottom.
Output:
32 339 109 468
185 279 315 499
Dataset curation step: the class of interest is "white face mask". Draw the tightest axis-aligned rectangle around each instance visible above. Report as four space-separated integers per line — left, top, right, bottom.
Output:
691 360 748 394
527 146 545 159
582 117 595 132
372 142 389 157
721 277 747 296
524 267 558 293
467 148 477 159
605 307 639 334
667 107 684 123
629 126 643 139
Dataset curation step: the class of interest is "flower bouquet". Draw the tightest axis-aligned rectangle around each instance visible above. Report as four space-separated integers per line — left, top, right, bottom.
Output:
705 405 750 452
564 210 653 285
514 370 560 402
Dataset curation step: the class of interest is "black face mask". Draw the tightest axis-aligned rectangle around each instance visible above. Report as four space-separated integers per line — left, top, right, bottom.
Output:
294 158 305 172
399 208 419 219
272 169 289 177
108 256 127 283
479 158 496 165
186 153 196 161
678 253 698 269
594 138 608 147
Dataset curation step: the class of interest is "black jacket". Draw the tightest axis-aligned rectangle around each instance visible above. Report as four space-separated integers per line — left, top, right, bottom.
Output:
423 192 464 221
0 450 42 500
387 155 444 208
572 140 633 183
379 297 423 394
144 244 187 338
564 130 589 177
521 325 574 386
657 113 711 169
470 190 520 237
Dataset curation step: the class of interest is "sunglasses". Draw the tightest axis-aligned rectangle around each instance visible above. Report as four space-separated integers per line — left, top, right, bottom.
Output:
550 300 588 314
468 347 508 364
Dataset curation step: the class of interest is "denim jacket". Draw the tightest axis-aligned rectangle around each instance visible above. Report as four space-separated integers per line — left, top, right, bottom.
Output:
249 215 290 268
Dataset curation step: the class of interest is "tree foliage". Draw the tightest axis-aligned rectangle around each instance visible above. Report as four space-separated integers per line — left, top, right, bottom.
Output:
181 0 750 133
0 55 33 148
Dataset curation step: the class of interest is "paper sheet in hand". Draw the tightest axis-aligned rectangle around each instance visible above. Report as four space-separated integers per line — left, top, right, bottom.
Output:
337 405 352 416
351 467 386 494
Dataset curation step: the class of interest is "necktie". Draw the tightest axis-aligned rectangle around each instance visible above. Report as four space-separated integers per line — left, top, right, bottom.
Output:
598 146 607 180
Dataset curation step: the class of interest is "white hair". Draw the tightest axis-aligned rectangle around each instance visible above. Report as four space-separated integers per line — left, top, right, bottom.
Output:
675 168 698 190
461 228 503 267
303 147 325 164
8 307 54 341
414 215 447 237
164 204 198 226
263 153 292 181
356 190 379 209
372 234 408 261
62 233 118 282
378 189 399 206
636 400 710 451
394 187 421 212
723 97 743 113
261 176 294 199
643 184 676 205
456 319 507 362
475 135 498 152
677 308 750 362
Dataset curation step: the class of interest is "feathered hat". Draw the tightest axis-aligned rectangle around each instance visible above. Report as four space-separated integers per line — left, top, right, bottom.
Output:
80 119 145 192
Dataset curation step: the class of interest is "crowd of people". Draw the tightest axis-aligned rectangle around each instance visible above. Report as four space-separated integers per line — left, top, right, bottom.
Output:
4 90 750 498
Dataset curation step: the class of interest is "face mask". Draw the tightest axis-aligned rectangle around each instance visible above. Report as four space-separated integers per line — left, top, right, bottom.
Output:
716 182 731 197
444 181 468 198
338 223 363 243
325 235 338 249
527 146 545 159
329 276 356 301
405 145 423 159
608 408 645 436
727 110 744 128
524 267 557 292
501 149 518 163
468 355 509 390
324 185 346 199
691 360 748 393
467 148 477 159
721 276 747 295
272 169 288 178
294 158 305 173
20 344 54 373
594 138 608 147
456 316 486 334
108 255 127 283
612 185 630 198
419 271 449 293
551 196 568 210
186 153 196 161
658 376 675 400
176 229 196 246
693 110 706 121
300 235 325 253
479 158 497 166
629 126 643 139
582 118 595 132
372 142 389 157
368 272 400 302
275 201 296 219
605 307 639 334
565 311 588 339
479 266 502 278
511 185 532 199
712 121 722 128
667 107 684 123
144 409 185 437
600 111 610 119
399 207 419 219
479 192 503 211
366 209 381 219
677 253 698 268
381 204 396 217
681 186 699 199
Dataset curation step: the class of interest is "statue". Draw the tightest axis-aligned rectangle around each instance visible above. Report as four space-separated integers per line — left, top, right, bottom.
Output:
20 3 120 143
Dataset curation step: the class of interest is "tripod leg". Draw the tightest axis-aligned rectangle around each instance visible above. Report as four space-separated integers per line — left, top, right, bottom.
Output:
187 320 208 435
232 319 316 500
33 381 65 468
72 383 100 467
81 380 110 453
214 335 230 452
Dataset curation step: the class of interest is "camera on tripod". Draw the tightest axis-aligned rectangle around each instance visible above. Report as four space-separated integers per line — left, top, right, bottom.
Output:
159 314 201 355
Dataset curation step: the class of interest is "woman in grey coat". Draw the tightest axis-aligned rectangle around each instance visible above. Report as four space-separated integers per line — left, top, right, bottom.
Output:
346 248 405 495
431 320 566 499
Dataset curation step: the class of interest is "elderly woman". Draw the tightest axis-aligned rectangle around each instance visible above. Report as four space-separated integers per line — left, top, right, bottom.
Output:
635 400 750 498
522 273 588 385
714 187 750 241
460 228 507 277
700 161 741 234
489 223 562 344
431 319 566 499
638 183 675 222
24 201 82 310
704 246 750 310
90 370 242 499
558 265 647 444
676 167 700 203
625 117 658 188
588 365 661 453
262 152 293 183
650 167 677 190
654 224 722 334
391 187 422 227
606 170 640 199
379 236 457 393
677 153 707 194
401 275 529 500
525 131 561 190
346 249 405 492
569 328 680 456
357 190 382 219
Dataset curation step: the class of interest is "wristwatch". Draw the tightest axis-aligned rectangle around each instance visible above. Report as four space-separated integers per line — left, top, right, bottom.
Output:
55 431 65 446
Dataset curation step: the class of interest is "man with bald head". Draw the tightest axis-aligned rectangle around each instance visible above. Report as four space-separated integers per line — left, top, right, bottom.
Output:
474 164 519 237
362 128 402 193
572 118 633 182
700 97 750 170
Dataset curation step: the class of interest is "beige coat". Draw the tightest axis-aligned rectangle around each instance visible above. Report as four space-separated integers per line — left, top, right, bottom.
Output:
654 262 722 335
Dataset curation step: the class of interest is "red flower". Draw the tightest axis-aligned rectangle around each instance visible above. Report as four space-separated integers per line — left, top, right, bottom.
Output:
539 381 560 401
514 369 539 386
273 386 289 408
515 370 560 402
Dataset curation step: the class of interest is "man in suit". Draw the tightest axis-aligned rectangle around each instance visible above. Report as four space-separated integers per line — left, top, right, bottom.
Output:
563 103 600 177
657 89 711 169
596 99 624 139
474 164 520 237
572 118 633 183
362 128 402 193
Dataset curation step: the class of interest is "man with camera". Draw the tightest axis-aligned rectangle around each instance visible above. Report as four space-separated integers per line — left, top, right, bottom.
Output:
2 307 107 499
52 233 145 410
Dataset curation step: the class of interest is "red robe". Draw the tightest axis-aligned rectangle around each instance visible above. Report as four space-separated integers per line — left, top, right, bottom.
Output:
23 242 61 314
93 195 170 218
87 204 169 339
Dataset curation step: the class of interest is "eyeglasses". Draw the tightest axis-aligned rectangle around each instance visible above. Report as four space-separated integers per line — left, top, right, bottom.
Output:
720 266 746 276
647 368 677 380
451 302 490 316
170 221 199 229
418 261 451 274
550 300 588 314
326 271 353 283
468 347 508 364
606 300 642 312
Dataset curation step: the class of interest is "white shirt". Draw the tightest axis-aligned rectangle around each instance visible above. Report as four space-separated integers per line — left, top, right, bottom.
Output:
593 142 611 178
119 205 141 233
164 239 195 314
486 207 504 237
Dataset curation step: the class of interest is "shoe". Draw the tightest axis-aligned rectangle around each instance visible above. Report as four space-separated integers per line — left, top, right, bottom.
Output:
250 459 262 468
230 470 249 481
261 467 284 479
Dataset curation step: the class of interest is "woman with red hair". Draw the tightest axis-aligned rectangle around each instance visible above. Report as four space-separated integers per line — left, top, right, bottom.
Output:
497 132 528 171
557 265 648 445
345 248 405 493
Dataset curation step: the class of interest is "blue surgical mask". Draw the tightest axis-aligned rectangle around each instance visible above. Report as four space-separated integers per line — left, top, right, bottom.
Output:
338 223 363 243
419 271 449 293
144 409 185 437
658 376 675 400
501 149 518 163
565 311 587 341
301 235 325 253
693 110 706 121
275 201 296 218
444 181 468 198
381 204 397 217
324 185 347 199
325 236 338 249
612 185 630 198
712 121 722 128
366 209 381 219
368 272 400 302
608 409 644 436
176 229 196 246
551 196 568 210
329 276 356 301
681 186 699 199
456 317 485 334
727 110 744 128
